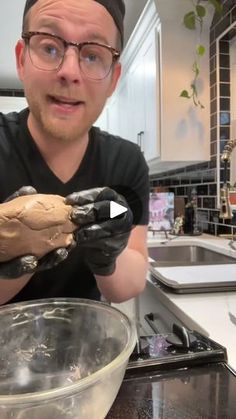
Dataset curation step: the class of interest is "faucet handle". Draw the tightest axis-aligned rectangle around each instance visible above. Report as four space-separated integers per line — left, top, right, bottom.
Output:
221 139 236 162
219 185 233 219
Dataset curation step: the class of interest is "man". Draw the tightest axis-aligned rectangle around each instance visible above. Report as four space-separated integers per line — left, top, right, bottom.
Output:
0 0 149 305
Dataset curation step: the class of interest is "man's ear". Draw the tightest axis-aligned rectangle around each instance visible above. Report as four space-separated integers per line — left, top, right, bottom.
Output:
107 62 122 97
15 40 25 82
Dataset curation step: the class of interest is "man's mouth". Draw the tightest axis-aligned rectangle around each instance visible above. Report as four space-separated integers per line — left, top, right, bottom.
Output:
48 95 83 107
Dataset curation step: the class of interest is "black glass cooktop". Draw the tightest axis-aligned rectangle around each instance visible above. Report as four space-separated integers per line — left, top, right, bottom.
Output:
107 327 236 419
107 363 236 419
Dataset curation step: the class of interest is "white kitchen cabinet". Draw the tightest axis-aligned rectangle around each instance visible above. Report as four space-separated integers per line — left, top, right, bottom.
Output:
96 0 213 174
95 77 131 140
128 51 145 148
141 28 160 160
95 0 159 152
128 27 159 159
106 95 120 136
115 76 131 141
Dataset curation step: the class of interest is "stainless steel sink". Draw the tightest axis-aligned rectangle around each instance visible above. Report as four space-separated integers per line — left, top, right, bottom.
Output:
148 245 236 267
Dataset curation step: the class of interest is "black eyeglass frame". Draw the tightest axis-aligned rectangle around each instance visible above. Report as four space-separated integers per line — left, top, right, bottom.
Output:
21 31 121 79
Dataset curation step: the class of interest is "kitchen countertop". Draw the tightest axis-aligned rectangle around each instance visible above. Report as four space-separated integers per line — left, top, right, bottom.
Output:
147 232 236 372
107 233 236 418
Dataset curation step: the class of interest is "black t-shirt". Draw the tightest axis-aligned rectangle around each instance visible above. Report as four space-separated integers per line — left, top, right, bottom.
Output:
0 109 149 303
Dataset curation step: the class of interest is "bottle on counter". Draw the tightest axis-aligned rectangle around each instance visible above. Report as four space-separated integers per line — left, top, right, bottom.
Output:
183 187 201 235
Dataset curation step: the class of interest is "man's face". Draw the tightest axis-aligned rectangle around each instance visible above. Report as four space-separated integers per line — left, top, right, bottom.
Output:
16 0 121 143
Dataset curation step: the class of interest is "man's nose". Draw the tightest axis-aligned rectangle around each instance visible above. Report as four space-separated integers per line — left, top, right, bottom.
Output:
57 47 82 83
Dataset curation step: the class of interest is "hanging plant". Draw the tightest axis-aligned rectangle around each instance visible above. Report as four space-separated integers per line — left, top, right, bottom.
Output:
180 0 223 109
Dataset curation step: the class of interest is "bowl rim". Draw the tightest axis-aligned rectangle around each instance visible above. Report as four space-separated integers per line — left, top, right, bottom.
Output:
0 298 136 405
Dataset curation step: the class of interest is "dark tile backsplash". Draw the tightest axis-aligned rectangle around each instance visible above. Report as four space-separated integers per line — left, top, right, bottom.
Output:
0 89 24 97
150 0 236 235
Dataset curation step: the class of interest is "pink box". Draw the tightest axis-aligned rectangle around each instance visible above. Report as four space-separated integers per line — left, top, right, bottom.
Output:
149 192 174 231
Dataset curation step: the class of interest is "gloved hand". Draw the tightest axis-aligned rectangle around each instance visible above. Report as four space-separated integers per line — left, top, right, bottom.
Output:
66 187 133 276
0 187 75 279
0 248 72 280
3 185 37 202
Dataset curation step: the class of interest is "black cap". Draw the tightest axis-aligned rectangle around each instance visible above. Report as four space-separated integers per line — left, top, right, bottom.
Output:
23 0 125 47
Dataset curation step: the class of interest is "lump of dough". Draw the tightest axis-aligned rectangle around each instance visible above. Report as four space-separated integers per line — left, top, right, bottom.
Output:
0 194 77 261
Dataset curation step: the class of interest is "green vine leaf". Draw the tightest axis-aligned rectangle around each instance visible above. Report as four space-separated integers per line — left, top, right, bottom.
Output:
181 0 223 109
196 44 205 56
183 11 196 29
196 5 206 18
208 0 223 14
180 90 191 98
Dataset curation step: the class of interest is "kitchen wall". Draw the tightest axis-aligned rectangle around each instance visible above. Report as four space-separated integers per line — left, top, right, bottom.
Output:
150 0 236 236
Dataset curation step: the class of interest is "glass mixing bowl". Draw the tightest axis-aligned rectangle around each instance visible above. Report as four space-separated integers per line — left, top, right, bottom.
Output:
0 298 136 419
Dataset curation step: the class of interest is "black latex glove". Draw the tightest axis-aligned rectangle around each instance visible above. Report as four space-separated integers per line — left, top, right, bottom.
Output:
66 187 133 276
3 185 37 202
0 187 74 279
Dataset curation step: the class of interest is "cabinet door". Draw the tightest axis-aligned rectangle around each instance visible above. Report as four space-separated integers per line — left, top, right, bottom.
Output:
117 76 133 142
129 53 145 150
106 95 120 137
95 1 160 155
127 27 159 159
143 28 160 161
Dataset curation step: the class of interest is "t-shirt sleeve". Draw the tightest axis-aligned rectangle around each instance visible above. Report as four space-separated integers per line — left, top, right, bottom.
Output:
89 128 150 226
114 144 150 226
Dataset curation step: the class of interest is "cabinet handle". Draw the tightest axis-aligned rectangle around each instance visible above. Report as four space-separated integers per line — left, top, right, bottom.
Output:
139 131 144 153
137 131 144 153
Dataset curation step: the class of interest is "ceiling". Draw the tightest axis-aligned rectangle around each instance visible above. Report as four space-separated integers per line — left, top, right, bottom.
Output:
0 0 148 89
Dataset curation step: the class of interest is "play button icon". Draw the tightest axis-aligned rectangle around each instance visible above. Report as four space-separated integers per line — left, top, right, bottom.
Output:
110 201 127 219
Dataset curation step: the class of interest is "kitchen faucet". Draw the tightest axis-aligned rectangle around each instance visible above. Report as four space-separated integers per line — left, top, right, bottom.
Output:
219 139 236 250
219 139 236 219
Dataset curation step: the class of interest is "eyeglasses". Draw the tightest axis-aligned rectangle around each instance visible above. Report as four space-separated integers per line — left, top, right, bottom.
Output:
21 31 120 81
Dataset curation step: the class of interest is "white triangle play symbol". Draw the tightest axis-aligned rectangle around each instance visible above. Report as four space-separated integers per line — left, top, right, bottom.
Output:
110 201 127 219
